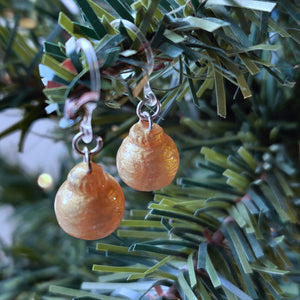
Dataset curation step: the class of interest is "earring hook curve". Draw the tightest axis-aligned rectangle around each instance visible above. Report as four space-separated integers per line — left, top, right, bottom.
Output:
63 37 101 144
110 19 158 107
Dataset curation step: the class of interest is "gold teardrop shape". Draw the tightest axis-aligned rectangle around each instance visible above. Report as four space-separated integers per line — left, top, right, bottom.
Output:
117 121 180 191
54 162 125 240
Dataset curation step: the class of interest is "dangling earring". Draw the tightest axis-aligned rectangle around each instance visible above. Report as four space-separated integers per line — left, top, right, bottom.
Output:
54 38 125 240
111 20 180 191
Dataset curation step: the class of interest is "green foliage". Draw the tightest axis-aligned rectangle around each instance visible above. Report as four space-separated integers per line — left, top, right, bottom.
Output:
39 0 300 122
76 128 299 299
0 0 76 150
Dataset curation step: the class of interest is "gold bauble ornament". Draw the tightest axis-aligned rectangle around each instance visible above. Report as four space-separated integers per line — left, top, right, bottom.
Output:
54 162 125 240
117 121 180 191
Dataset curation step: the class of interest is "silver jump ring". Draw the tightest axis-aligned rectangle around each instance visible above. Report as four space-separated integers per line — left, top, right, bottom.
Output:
136 100 161 121
136 100 161 131
72 132 103 157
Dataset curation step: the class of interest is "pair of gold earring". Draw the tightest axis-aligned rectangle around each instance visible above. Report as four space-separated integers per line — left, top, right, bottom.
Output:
53 31 179 240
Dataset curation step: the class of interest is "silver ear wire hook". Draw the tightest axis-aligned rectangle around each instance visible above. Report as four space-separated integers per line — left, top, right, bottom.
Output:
136 100 161 131
110 19 154 77
110 19 161 129
62 37 102 171
63 37 101 144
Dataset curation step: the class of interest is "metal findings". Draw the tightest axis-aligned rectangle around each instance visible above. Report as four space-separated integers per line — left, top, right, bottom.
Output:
72 132 103 172
63 37 102 171
55 37 125 240
136 100 161 130
110 19 154 76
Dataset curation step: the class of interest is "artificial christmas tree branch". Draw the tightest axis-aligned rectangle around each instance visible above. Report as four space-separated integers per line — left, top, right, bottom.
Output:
0 0 299 299
40 0 298 122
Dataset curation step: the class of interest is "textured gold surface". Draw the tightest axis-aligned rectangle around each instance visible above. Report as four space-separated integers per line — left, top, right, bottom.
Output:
117 121 180 191
54 162 125 240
